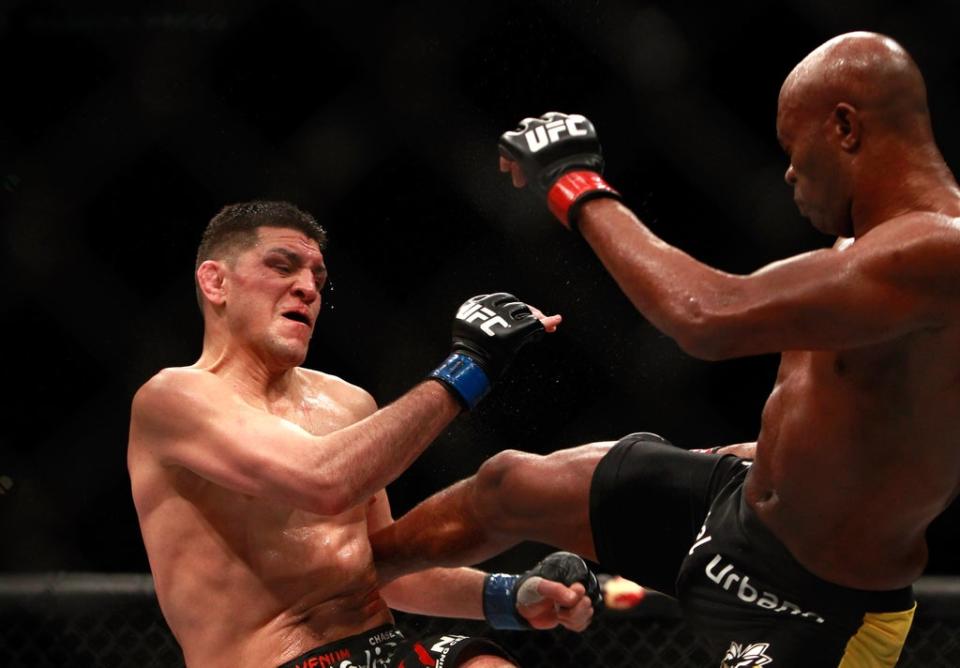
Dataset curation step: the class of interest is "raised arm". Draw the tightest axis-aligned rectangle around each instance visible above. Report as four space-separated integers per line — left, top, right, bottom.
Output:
130 293 556 516
498 112 960 359
577 203 960 358
131 371 457 516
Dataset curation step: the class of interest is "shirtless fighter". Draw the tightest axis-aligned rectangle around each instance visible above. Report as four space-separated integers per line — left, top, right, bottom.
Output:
127 201 598 668
371 33 960 666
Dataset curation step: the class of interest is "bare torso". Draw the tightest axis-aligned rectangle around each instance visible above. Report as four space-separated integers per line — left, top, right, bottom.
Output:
577 198 960 592
746 323 960 590
128 368 392 668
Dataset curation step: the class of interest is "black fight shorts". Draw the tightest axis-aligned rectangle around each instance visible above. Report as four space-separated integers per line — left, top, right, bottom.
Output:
277 625 511 668
590 433 916 667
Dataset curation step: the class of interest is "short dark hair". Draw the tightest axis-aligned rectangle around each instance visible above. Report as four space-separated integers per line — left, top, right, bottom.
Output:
195 200 328 307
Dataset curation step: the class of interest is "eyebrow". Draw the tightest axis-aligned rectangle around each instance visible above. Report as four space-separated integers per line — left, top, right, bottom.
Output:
266 247 327 279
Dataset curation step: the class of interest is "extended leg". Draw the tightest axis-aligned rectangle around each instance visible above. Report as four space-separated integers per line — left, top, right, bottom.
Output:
371 443 614 582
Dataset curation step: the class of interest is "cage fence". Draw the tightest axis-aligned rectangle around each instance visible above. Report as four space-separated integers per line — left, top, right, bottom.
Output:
2 574 958 667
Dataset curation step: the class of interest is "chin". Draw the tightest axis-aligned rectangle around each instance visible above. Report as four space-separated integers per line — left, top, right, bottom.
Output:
265 338 309 369
807 214 829 235
808 210 849 237
827 201 854 237
822 216 853 238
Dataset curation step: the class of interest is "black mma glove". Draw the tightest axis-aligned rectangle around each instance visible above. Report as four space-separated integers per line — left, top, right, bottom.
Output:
483 551 603 630
498 111 621 229
429 293 545 409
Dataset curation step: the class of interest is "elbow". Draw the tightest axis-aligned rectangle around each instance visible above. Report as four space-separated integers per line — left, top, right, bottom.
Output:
293 447 368 515
302 481 360 516
674 327 735 361
309 495 349 517
668 299 741 361
650 276 754 361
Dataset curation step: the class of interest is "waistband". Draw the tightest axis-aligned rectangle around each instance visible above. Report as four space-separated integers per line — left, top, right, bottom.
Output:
277 625 404 668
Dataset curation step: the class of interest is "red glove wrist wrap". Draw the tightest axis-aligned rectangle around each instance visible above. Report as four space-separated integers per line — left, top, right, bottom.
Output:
547 170 620 230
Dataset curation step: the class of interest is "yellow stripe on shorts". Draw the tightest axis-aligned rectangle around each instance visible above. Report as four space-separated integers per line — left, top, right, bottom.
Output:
839 603 917 667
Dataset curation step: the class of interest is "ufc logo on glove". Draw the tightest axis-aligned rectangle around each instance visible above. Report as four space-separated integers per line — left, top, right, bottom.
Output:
525 115 589 152
456 302 510 336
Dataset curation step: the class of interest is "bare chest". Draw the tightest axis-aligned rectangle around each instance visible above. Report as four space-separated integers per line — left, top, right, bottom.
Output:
757 328 960 483
179 385 376 584
268 391 359 437
776 326 960 405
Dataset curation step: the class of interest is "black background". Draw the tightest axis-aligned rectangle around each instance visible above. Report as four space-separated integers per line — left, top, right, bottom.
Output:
2 1 958 576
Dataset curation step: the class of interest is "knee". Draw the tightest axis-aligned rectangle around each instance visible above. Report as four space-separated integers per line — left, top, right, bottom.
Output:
474 449 532 505
473 449 542 532
622 431 672 446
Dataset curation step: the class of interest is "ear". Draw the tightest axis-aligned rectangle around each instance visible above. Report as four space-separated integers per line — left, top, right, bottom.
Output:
197 260 228 306
833 103 860 152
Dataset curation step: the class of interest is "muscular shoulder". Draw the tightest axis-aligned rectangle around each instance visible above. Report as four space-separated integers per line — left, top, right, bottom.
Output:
132 367 225 430
296 368 378 420
134 366 219 404
853 214 960 289
859 212 960 250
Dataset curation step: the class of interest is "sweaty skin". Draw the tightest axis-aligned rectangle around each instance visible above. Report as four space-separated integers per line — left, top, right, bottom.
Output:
128 227 583 668
572 33 960 590
371 33 960 593
579 202 960 590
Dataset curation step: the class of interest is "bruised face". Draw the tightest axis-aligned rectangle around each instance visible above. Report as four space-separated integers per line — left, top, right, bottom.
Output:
221 227 327 368
776 91 854 237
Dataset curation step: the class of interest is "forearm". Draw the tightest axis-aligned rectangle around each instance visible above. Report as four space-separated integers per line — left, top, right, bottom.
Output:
381 567 486 619
371 478 519 583
578 198 742 358
311 381 461 513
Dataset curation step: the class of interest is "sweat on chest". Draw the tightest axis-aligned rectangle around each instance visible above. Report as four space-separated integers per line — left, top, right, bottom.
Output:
270 393 359 436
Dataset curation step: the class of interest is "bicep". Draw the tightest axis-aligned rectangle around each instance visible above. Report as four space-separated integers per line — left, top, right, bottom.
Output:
744 251 919 347
175 404 318 501
133 372 331 510
703 229 958 357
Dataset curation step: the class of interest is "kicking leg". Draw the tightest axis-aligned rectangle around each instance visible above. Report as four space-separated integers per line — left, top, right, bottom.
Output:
370 442 614 582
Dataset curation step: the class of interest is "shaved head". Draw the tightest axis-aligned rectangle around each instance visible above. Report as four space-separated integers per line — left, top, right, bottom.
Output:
773 33 951 237
780 32 930 135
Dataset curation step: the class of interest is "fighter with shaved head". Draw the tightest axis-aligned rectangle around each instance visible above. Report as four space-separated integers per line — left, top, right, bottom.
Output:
371 33 960 666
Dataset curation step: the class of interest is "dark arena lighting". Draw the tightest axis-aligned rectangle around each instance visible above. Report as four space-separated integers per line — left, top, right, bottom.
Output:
3 3 960 666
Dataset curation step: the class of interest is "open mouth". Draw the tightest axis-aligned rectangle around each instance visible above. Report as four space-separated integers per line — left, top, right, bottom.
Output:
282 311 311 326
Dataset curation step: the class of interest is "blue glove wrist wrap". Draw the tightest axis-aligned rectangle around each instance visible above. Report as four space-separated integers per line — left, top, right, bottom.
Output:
429 353 490 409
483 573 528 630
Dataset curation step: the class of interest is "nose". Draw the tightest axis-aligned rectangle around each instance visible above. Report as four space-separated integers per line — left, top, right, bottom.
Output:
784 164 797 186
291 269 319 303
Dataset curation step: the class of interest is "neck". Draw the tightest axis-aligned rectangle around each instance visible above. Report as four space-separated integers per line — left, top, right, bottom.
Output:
851 140 960 236
196 329 299 404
